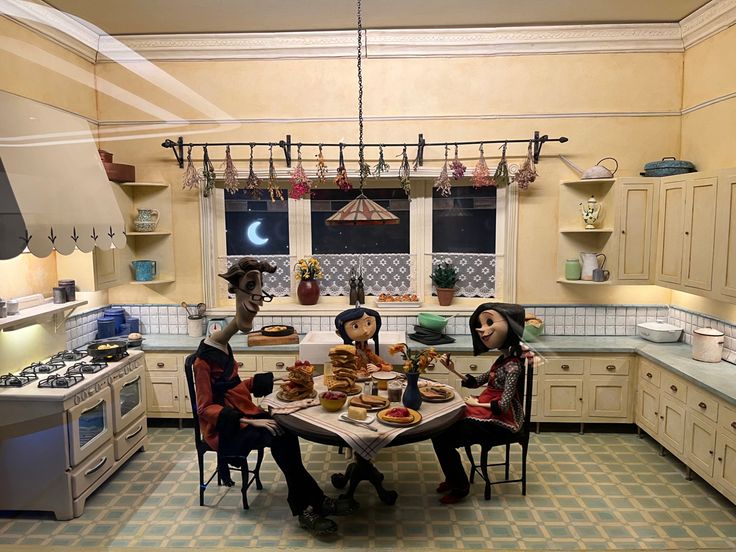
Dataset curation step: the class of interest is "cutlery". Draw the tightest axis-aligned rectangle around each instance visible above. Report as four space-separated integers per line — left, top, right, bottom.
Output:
340 417 378 432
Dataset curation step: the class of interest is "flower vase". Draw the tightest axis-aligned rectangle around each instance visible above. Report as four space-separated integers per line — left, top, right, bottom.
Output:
402 371 422 410
297 279 320 305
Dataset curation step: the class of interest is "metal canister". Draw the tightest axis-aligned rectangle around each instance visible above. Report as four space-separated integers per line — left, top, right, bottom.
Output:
52 287 67 304
58 279 76 301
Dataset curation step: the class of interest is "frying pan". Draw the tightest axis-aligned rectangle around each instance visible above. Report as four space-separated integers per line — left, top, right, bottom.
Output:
87 340 128 360
260 325 295 337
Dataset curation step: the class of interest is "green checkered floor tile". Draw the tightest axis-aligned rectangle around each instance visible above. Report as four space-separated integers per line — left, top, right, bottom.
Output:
1 428 735 550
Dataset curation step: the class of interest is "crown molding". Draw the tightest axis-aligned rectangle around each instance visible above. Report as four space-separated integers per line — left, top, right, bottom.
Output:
680 0 736 48
1 0 98 62
97 30 363 62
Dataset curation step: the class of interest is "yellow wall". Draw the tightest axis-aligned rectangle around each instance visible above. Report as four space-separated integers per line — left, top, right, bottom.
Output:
96 52 682 305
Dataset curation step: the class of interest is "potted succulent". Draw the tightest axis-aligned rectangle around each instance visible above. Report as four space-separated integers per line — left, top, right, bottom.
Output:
430 261 459 306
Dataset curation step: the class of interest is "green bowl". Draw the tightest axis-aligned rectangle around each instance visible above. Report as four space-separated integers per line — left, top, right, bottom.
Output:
522 323 544 342
417 312 449 332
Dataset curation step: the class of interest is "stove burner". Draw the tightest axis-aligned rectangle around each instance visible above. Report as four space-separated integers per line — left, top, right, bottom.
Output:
38 373 84 389
50 350 86 363
66 361 108 375
21 360 66 376
0 372 38 387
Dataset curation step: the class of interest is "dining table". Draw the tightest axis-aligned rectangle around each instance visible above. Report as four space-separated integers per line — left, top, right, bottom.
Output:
262 375 466 506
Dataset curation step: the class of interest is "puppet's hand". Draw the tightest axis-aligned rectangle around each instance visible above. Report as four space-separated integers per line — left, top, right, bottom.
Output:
520 343 536 362
439 353 454 371
366 363 380 374
464 396 481 407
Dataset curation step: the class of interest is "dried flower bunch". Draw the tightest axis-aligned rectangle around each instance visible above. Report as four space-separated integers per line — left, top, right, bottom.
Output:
434 145 451 197
202 145 216 197
245 144 262 198
398 145 411 198
315 145 328 188
389 343 439 374
492 142 510 188
267 144 284 202
289 144 312 199
472 144 492 188
513 140 538 190
373 145 390 178
182 145 203 191
222 145 240 194
294 257 323 281
450 144 466 180
335 143 352 191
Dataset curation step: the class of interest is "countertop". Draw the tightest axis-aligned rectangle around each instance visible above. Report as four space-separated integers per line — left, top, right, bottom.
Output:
140 334 736 405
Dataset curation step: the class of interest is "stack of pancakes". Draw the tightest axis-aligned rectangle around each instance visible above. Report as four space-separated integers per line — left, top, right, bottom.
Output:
326 344 358 393
279 361 315 401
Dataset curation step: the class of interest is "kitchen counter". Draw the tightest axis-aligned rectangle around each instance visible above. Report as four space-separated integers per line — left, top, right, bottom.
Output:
140 334 736 405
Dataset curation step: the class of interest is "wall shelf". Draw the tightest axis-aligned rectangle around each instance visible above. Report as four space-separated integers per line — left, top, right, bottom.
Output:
562 178 615 186
125 231 172 236
117 182 169 188
556 279 612 285
129 279 175 285
560 228 613 234
0 300 88 332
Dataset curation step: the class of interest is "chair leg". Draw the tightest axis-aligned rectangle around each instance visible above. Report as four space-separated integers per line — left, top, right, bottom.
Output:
504 443 511 480
521 443 528 495
464 445 476 484
197 452 206 507
240 459 249 510
481 446 491 500
254 448 265 491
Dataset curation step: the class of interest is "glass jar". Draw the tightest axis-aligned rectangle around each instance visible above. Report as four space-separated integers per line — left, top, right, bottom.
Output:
387 381 403 402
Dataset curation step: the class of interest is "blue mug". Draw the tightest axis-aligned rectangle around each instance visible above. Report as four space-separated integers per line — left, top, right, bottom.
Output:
132 260 157 281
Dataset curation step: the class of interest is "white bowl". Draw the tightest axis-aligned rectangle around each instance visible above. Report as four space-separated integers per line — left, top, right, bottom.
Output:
637 321 683 343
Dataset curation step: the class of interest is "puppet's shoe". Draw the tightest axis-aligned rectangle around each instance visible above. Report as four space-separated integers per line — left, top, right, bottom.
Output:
439 487 469 505
321 495 357 515
298 506 338 535
436 481 451 493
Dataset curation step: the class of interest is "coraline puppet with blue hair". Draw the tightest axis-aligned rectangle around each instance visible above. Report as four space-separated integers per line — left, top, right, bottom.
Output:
334 307 391 377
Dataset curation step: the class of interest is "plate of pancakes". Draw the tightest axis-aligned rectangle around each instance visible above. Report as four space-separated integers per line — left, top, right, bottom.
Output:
377 406 422 427
419 385 455 403
349 394 390 411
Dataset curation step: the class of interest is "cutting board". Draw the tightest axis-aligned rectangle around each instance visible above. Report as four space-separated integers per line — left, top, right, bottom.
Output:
247 331 299 347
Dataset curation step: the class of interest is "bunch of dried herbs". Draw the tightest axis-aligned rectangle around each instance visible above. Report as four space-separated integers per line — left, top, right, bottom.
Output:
472 144 492 188
434 145 451 197
315 145 328 188
245 144 262 198
492 142 509 188
334 144 352 191
267 145 284 202
450 144 466 180
182 145 203 191
222 145 240 194
373 145 390 178
513 140 538 190
398 145 411 198
289 144 311 199
202 145 216 197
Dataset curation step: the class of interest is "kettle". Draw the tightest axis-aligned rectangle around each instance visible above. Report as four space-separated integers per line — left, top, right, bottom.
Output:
580 252 605 281
582 157 618 180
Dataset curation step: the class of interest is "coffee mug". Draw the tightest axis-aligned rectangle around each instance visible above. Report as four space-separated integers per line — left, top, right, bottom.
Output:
592 268 610 282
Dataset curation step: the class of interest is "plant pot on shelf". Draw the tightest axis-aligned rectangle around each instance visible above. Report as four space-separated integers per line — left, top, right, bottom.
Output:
297 279 320 305
435 288 456 306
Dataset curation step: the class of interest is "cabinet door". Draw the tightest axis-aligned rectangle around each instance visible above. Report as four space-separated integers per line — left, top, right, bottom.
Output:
180 377 193 415
617 180 656 281
714 171 736 300
586 376 630 420
636 380 660 435
714 431 736 501
682 176 717 291
656 179 686 286
542 378 583 418
658 395 686 455
684 411 717 478
93 248 126 289
146 374 182 414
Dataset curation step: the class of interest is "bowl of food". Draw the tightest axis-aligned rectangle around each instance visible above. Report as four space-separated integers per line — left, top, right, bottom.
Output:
417 312 448 332
522 314 544 342
319 390 347 412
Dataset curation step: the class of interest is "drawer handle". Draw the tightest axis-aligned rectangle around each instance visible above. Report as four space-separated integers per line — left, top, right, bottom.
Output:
698 402 707 409
606 364 616 371
237 362 243 368
125 425 144 440
469 364 478 371
660 416 664 420
156 362 165 368
718 457 723 462
128 375 141 385
670 385 678 393
561 364 570 370
84 456 108 476
579 397 583 402
709 450 713 455
732 421 736 430
276 362 285 368
646 372 653 378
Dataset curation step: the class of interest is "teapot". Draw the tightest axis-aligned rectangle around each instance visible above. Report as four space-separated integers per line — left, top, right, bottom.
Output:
580 252 605 281
580 195 603 229
581 157 618 180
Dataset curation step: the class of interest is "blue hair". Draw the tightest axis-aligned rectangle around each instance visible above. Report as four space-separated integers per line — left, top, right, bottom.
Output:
334 307 382 353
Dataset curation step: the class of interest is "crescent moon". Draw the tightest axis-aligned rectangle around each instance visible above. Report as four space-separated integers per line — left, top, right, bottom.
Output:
246 221 269 246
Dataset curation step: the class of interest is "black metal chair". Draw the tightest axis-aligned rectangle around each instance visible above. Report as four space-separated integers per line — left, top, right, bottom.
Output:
184 353 265 510
464 357 534 500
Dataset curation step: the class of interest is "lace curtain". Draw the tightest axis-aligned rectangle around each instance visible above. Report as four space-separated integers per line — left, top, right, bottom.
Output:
320 253 414 296
225 254 292 297
432 253 496 298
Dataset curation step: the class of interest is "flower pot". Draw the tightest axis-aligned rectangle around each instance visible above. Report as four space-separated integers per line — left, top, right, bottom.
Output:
402 371 422 410
297 279 320 305
436 288 455 306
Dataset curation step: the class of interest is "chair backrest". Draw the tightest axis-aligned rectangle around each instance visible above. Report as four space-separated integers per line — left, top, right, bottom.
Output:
515 357 534 434
184 353 205 447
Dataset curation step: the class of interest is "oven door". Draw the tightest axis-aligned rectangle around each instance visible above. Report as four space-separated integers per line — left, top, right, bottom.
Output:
111 367 146 433
68 386 113 466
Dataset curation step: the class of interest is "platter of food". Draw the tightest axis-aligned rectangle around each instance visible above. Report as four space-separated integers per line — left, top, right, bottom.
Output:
377 406 422 427
276 388 317 402
349 394 390 411
375 293 421 308
277 360 317 401
419 385 455 403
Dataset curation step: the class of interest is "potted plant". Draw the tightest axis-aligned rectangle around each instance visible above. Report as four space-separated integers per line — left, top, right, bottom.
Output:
430 261 459 306
294 257 323 305
389 343 439 410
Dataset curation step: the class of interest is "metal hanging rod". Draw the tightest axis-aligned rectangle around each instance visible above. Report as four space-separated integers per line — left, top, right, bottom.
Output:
161 130 568 169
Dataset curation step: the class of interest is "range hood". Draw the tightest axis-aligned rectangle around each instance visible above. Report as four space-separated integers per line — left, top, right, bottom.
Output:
0 91 126 259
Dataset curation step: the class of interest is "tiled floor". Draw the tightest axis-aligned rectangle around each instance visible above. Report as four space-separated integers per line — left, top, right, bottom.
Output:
1 427 735 551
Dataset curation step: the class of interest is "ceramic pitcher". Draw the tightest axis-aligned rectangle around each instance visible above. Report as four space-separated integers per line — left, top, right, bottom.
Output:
133 208 159 232
580 252 605 281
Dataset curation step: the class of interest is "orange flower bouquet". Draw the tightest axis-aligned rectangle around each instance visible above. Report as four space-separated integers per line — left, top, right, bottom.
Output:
389 343 439 374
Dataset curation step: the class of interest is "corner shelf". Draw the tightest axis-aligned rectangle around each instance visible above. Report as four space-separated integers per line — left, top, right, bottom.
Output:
556 279 612 285
0 300 88 332
129 279 175 286
562 178 615 186
125 231 172 236
560 228 613 234
118 182 169 188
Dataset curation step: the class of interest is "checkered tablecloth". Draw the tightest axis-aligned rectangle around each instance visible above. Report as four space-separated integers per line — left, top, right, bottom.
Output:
262 376 465 461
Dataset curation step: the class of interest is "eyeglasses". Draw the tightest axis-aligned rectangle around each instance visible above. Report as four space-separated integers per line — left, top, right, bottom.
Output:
238 288 274 303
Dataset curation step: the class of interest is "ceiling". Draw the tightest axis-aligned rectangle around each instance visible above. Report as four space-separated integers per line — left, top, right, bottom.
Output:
46 0 711 35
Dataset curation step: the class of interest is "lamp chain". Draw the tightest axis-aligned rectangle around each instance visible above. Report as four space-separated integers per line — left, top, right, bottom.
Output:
357 0 364 192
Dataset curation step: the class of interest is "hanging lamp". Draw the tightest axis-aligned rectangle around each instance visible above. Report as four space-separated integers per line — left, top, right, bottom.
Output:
325 0 399 227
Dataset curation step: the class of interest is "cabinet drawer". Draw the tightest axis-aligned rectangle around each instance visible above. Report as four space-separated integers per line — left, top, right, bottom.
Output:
543 358 584 375
638 358 661 388
113 416 148 460
661 371 688 403
71 443 114 498
234 355 258 373
145 354 179 372
590 357 630 376
688 387 719 423
451 356 484 374
260 355 296 373
720 403 736 437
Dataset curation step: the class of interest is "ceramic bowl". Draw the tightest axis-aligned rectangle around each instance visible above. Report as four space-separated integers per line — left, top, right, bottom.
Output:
522 323 544 342
319 391 347 412
417 312 448 332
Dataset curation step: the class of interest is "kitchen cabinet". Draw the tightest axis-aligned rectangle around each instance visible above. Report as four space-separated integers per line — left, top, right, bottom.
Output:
714 170 736 301
684 411 717 477
616 178 658 282
655 172 718 292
